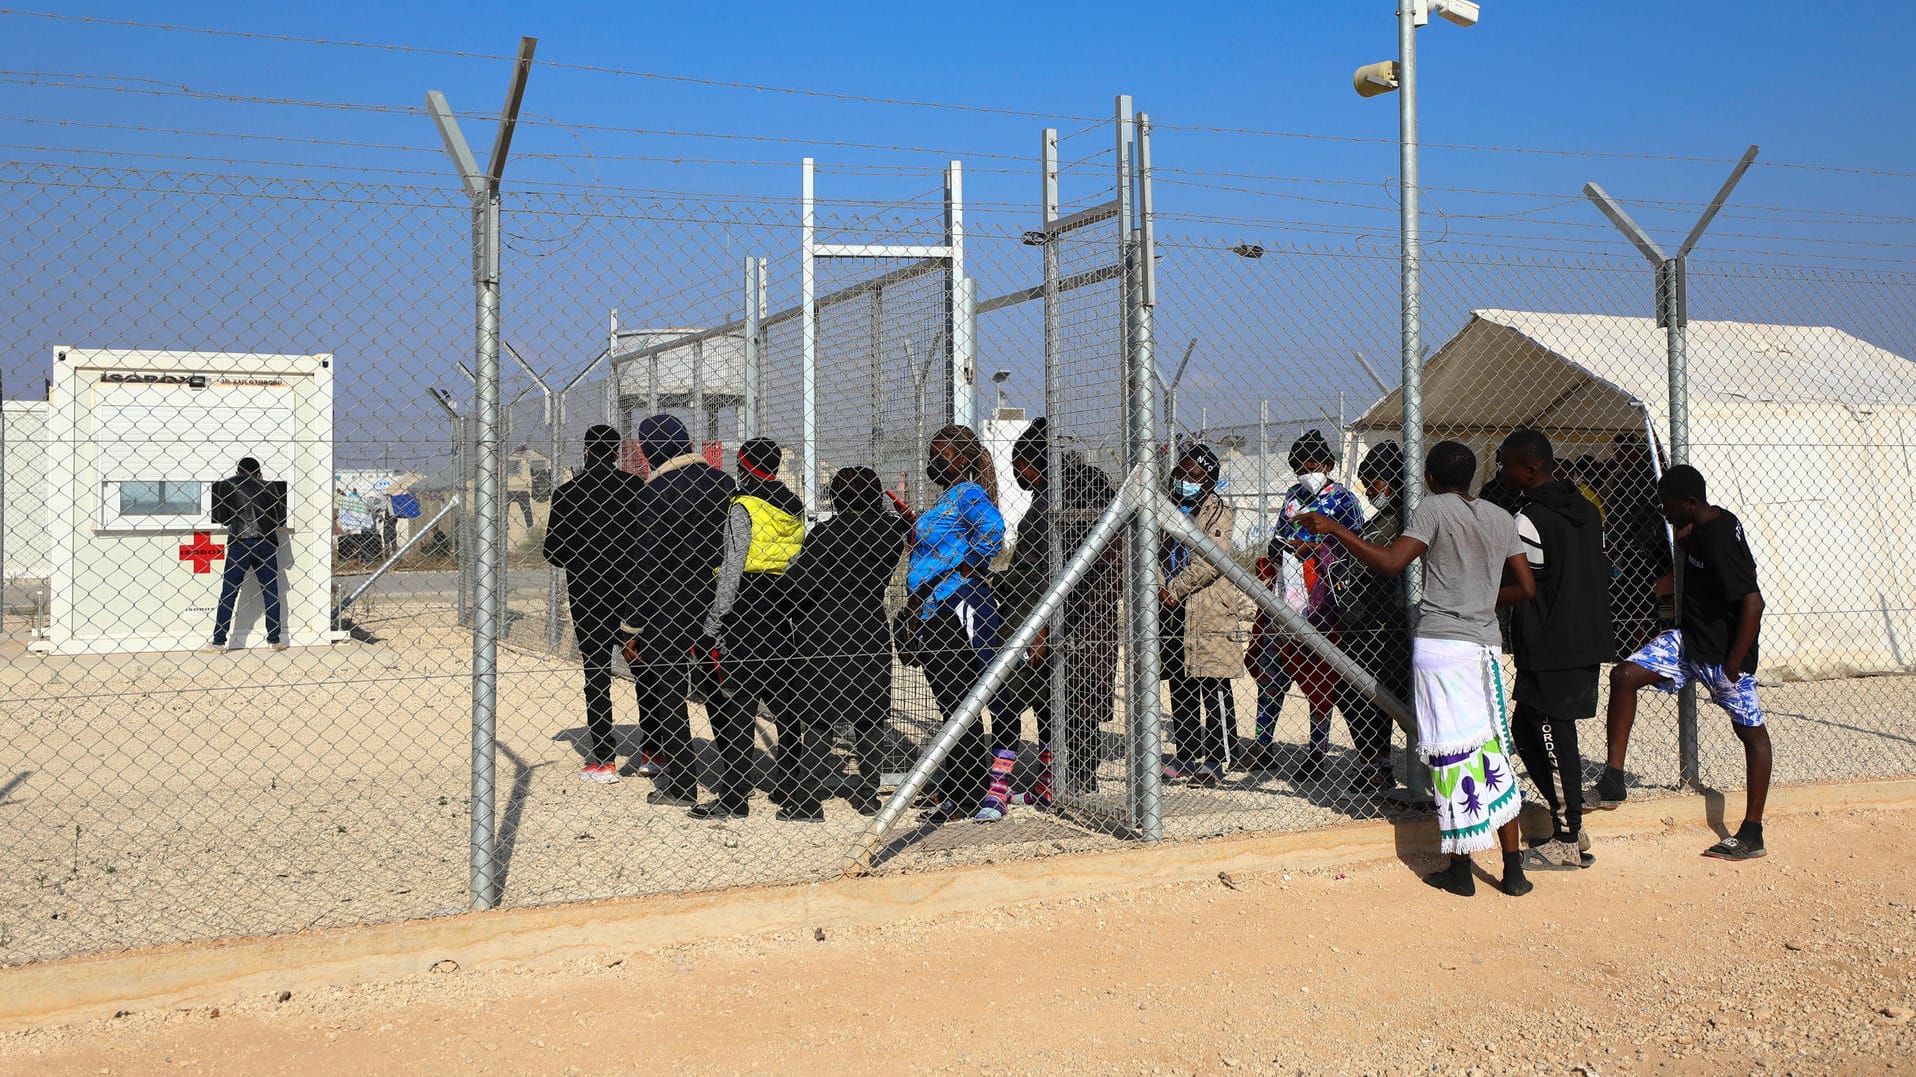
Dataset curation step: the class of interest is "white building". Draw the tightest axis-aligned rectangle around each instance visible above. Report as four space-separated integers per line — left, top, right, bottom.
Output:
35 347 338 654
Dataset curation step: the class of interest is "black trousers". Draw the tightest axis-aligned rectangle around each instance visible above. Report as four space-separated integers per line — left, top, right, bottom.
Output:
919 604 997 807
570 600 633 767
780 650 892 811
1335 625 1409 769
1160 605 1231 768
704 654 791 809
632 644 697 797
1511 701 1585 839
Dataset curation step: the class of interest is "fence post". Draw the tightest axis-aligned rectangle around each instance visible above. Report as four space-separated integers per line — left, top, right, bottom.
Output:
426 37 533 912
1122 98 1164 841
801 158 818 514
742 257 760 441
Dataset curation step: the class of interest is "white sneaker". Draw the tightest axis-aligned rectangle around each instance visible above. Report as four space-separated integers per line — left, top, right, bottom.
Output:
578 763 620 785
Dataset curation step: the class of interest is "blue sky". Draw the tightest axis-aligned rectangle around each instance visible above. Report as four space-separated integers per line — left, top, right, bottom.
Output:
2 2 1913 463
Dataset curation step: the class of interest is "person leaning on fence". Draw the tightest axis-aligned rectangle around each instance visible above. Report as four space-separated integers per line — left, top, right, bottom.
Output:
1260 429 1367 785
777 466 912 818
1158 442 1242 787
904 425 1011 824
542 423 645 785
685 438 807 821
1326 439 1413 798
619 414 738 806
1298 440 1538 898
1587 464 1772 863
992 419 1123 805
1498 429 1613 872
204 456 289 653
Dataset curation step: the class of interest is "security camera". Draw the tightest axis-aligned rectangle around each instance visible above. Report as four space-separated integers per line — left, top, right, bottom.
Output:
1430 0 1479 27
1352 60 1399 98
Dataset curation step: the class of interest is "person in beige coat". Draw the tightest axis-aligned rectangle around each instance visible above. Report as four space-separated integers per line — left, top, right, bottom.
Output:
1159 442 1245 785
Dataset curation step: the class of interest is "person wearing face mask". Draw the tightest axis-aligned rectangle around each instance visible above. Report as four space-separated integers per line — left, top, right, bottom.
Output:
1327 440 1411 796
905 425 1012 822
993 419 1122 804
1265 430 1366 785
1158 443 1243 786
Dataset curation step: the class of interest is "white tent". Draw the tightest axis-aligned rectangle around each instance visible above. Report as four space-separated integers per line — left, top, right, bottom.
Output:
1352 309 1916 682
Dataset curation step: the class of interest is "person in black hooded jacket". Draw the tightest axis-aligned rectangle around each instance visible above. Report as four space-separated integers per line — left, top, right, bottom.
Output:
1501 429 1614 869
543 423 645 784
777 466 913 817
688 438 806 820
621 414 737 805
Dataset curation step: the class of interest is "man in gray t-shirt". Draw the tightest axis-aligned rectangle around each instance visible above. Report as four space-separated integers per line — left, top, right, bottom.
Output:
1401 489 1524 647
1298 439 1536 899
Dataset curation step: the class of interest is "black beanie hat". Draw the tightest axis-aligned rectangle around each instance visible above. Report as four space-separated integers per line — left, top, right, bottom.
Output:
584 423 621 463
1288 429 1336 473
1356 440 1405 488
738 437 782 477
1011 417 1049 470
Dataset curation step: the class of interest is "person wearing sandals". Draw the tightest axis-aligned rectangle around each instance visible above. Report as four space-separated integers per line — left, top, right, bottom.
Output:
1498 429 1613 872
1299 440 1538 898
905 426 1012 823
778 467 912 818
1158 443 1242 788
1587 465 1772 862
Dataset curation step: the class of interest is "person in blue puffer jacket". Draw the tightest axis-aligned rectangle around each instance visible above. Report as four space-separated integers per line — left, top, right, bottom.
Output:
904 424 1012 823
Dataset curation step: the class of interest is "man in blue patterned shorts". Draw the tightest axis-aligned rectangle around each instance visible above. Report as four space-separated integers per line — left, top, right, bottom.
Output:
1586 465 1772 862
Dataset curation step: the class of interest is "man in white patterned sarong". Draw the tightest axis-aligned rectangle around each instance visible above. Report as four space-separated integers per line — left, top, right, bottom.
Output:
1299 440 1538 897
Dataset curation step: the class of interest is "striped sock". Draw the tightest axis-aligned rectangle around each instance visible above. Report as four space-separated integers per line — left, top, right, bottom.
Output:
982 748 1016 812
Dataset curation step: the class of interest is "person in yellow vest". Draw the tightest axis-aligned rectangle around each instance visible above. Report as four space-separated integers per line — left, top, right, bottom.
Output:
689 438 808 820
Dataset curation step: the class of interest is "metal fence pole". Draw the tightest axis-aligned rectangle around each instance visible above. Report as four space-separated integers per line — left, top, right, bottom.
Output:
1394 4 1434 805
742 257 760 441
801 157 818 513
1040 126 1071 792
1126 102 1164 841
1258 399 1270 544
545 385 567 653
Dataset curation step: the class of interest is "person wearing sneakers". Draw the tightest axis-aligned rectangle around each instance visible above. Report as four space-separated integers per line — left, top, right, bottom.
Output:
993 420 1121 806
543 424 645 785
1587 465 1772 862
621 414 737 807
1299 440 1537 898
1498 429 1613 871
905 426 1011 823
1158 443 1241 788
207 457 289 652
1266 430 1370 787
688 439 806 821
779 467 912 817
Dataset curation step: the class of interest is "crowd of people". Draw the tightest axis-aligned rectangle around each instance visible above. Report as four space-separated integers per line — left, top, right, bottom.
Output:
543 412 1773 890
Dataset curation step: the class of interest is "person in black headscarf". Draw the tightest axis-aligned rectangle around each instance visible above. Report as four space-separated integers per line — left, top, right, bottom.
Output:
1328 440 1411 795
687 438 807 820
777 466 913 817
993 419 1122 803
620 414 737 806
543 424 645 784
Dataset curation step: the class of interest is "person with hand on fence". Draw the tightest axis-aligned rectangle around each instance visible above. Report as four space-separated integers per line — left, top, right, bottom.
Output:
687 438 806 821
1587 465 1772 862
1261 430 1367 785
1498 429 1613 871
905 425 1011 823
993 419 1122 805
620 414 738 807
1159 442 1242 787
1327 440 1412 798
1602 433 1673 657
778 466 913 818
543 423 646 785
1299 440 1538 898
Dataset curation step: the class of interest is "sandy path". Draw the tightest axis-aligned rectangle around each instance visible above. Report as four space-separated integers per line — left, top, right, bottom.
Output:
3 804 1912 1074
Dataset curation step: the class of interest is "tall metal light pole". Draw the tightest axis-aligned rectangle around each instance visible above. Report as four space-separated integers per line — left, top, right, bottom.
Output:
1355 0 1476 805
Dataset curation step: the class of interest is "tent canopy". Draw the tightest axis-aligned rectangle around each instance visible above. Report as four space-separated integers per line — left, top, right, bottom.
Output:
1353 308 1916 445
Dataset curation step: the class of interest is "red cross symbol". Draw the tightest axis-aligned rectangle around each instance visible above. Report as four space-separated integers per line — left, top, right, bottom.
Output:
179 532 225 573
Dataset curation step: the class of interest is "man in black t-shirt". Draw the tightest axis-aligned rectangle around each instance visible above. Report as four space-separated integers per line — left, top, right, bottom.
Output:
1586 465 1771 862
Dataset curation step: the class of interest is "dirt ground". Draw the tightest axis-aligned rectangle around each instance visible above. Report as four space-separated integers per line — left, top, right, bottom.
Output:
2 803 1912 1074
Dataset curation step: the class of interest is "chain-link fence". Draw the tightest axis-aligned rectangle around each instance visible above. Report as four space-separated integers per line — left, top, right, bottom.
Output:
4 40 1916 967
